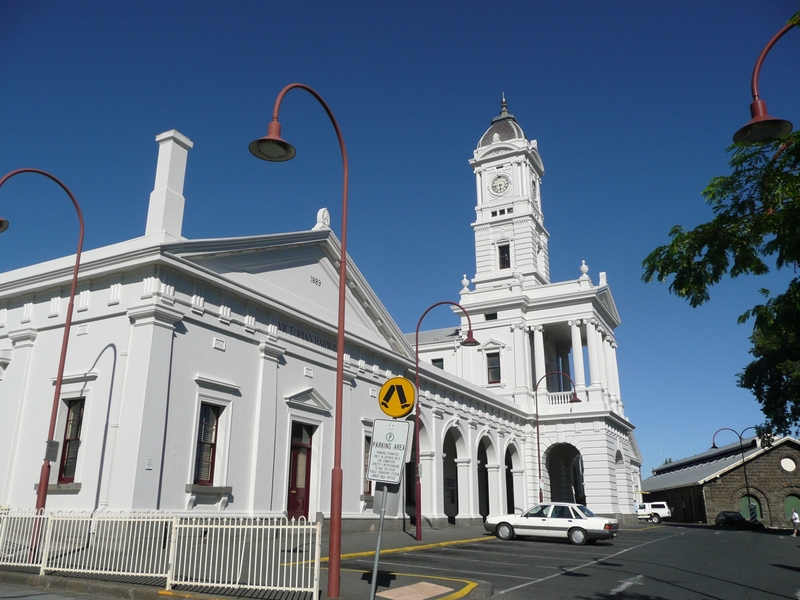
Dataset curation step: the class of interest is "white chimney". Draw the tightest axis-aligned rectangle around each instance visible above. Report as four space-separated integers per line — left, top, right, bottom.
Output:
145 130 193 238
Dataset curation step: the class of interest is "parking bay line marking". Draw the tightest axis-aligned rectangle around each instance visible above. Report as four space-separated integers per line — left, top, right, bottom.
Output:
450 546 615 563
400 549 588 568
498 532 684 595
357 558 552 581
372 551 568 570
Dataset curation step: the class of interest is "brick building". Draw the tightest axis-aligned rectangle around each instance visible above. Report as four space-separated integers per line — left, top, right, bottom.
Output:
642 436 800 528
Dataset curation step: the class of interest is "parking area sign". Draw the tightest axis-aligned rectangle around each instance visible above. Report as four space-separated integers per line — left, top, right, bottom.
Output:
367 419 414 484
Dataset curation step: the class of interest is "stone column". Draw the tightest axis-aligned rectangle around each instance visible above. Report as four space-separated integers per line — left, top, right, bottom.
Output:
596 327 608 392
110 303 183 509
532 325 546 392
420 450 436 523
431 406 446 521
609 341 624 415
512 322 530 396
602 336 616 400
569 320 586 392
585 319 602 390
249 333 286 513
1 328 37 505
455 457 475 522
511 468 525 514
486 463 503 515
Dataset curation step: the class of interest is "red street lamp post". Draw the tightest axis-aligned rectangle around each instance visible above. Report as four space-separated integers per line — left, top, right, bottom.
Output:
533 371 581 503
733 19 795 143
710 426 758 523
249 84 349 598
413 301 479 541
0 169 85 514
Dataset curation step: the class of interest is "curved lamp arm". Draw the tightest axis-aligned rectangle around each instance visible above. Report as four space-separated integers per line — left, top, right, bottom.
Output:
710 426 756 449
733 21 795 142
532 370 581 502
413 300 478 541
249 84 348 599
709 426 758 521
0 168 85 514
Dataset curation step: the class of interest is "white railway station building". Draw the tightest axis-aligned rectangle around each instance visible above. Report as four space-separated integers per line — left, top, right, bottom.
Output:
0 103 641 528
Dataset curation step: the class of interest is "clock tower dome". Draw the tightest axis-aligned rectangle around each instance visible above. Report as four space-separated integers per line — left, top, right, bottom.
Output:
469 98 549 290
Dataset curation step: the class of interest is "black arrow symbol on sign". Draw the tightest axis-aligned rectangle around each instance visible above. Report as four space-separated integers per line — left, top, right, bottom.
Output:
381 384 411 410
396 385 410 409
380 385 395 408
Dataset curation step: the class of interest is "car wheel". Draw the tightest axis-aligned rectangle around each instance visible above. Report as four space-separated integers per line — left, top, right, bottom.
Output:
568 528 588 546
496 522 515 541
651 514 662 524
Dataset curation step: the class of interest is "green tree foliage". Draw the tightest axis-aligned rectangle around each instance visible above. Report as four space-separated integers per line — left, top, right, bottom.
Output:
642 130 800 437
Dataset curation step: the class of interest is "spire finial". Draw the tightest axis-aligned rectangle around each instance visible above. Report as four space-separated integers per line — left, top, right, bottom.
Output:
490 94 516 124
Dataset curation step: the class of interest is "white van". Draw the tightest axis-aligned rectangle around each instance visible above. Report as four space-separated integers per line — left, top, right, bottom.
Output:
637 502 671 523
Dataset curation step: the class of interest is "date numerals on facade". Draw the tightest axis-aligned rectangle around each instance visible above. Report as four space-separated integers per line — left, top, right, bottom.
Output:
310 276 322 287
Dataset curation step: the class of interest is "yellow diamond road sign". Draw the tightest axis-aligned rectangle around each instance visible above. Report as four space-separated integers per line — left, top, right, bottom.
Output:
378 377 416 418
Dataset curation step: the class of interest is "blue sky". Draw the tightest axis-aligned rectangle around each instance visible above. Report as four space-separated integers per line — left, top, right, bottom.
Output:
1 1 798 479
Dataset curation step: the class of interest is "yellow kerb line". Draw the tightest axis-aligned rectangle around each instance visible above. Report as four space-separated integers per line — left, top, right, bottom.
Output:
320 535 493 563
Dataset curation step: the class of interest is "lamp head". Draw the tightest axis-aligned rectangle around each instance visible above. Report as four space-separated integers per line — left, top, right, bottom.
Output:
460 330 480 347
710 442 718 450
570 391 581 403
0 217 8 233
249 120 297 162
733 99 793 143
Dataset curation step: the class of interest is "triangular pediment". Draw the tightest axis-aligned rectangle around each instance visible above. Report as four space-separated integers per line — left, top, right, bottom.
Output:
284 387 332 415
165 230 412 357
595 287 621 326
478 338 506 352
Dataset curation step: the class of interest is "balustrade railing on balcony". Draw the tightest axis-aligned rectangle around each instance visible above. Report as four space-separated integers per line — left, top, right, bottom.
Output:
547 390 573 405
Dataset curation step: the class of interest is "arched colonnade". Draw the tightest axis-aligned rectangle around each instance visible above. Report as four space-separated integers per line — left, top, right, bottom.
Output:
408 413 588 525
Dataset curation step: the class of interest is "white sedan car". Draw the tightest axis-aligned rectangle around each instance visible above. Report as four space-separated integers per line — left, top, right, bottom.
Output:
484 502 619 545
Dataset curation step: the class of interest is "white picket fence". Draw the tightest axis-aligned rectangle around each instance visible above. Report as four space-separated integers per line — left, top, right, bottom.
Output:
0 509 321 595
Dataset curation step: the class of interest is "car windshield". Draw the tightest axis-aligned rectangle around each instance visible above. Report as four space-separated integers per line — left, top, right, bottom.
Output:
575 505 596 518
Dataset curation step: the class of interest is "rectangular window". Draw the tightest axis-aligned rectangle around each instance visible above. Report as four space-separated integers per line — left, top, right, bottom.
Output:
363 435 372 495
194 403 221 486
487 352 501 384
58 398 85 483
485 313 498 321
432 358 444 369
498 244 510 269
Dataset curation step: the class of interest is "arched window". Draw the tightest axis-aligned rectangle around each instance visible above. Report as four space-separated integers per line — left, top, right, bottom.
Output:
784 494 800 520
739 495 762 520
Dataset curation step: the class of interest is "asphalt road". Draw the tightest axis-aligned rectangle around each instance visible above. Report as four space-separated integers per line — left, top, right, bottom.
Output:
341 524 800 599
2 524 798 599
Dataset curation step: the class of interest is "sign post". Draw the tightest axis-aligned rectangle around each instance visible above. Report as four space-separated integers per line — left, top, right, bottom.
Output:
368 378 416 600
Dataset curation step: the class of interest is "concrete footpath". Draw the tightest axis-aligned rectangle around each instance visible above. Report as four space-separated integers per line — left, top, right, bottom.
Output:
0 523 495 600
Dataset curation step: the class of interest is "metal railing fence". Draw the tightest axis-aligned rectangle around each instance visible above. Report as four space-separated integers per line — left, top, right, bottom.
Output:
0 509 321 595
168 516 321 592
0 509 46 567
41 511 173 578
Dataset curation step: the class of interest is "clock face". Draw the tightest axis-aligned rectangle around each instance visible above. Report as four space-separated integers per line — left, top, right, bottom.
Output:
491 176 509 194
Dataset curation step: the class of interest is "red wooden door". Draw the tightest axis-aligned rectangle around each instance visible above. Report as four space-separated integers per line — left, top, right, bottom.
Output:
287 424 313 520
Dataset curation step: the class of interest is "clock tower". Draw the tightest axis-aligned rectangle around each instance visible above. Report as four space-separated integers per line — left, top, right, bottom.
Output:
469 98 549 290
